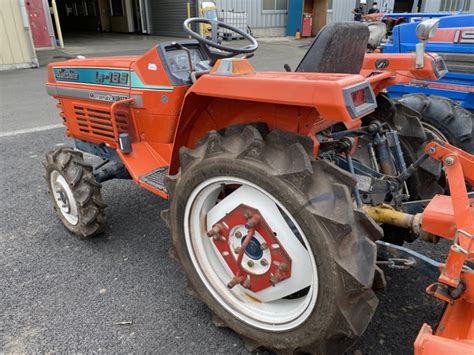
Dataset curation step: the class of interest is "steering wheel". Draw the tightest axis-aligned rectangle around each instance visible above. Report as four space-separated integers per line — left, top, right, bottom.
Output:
183 17 258 64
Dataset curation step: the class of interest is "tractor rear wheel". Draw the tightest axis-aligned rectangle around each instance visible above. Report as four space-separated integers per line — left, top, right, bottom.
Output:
165 126 382 353
44 147 106 239
398 94 474 154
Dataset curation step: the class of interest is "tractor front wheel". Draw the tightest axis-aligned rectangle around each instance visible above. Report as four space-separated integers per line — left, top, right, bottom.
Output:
44 147 106 239
165 126 382 353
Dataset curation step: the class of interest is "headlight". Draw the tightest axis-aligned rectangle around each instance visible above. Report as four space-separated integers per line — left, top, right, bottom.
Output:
416 18 440 41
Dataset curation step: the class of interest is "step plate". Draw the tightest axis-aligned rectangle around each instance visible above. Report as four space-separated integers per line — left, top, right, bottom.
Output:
140 167 169 193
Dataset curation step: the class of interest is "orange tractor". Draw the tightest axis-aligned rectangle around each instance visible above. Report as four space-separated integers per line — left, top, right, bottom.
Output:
44 18 473 353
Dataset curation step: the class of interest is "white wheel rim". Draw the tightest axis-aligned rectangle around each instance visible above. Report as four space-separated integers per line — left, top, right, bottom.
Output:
184 176 319 332
50 170 79 225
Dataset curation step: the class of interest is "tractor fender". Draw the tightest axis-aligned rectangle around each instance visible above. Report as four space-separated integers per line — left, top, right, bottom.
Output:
169 73 374 174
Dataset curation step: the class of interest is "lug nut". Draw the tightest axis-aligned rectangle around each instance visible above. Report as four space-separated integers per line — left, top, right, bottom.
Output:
207 223 224 238
269 272 282 286
247 260 254 267
242 275 251 289
227 275 246 289
235 231 242 239
243 210 261 228
243 210 252 219
273 260 288 272
260 258 268 266
234 246 241 254
246 215 260 228
260 242 268 250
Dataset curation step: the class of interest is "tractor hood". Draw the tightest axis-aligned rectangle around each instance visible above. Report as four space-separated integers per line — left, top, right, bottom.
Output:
50 55 139 70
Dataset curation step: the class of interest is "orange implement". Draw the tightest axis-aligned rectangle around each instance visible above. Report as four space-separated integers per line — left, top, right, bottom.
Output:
415 141 474 355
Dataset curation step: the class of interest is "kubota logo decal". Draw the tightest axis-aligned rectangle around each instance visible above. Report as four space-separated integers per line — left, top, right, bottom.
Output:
56 69 79 80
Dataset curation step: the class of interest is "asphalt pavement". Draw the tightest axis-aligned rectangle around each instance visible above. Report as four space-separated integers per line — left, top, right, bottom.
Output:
0 33 448 354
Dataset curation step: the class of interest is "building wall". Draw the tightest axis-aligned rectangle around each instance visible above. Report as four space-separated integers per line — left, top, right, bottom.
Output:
327 0 354 24
421 0 474 12
0 0 38 70
327 0 395 24
215 0 287 37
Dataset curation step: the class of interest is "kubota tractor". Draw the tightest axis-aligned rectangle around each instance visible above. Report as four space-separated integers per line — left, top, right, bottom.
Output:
44 18 473 353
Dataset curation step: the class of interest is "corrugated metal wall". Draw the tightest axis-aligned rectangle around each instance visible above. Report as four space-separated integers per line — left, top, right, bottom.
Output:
327 0 395 24
145 0 196 37
327 0 355 23
215 0 287 28
422 0 474 12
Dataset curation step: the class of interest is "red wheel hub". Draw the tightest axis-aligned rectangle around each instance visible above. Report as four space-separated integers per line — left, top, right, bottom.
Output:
207 204 292 292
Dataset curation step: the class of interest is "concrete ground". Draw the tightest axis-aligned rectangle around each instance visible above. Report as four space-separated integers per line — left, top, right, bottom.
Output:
1 31 446 353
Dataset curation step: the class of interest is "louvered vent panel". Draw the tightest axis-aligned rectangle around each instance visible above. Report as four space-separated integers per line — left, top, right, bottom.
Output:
73 105 133 141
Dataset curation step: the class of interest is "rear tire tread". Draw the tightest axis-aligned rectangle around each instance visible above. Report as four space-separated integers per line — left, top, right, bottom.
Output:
165 125 382 353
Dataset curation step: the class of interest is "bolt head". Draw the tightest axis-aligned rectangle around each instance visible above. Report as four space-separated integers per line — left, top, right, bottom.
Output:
247 260 254 267
269 273 280 286
260 258 268 266
207 224 222 237
445 156 455 166
242 276 251 289
234 246 241 254
260 242 268 250
273 260 289 272
243 210 252 219
235 231 242 239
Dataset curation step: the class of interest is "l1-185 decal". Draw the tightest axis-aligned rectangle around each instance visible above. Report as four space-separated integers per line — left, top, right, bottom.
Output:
53 68 130 87
52 67 174 92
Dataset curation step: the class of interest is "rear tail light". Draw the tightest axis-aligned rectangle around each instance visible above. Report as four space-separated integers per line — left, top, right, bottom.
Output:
351 89 366 107
343 82 377 119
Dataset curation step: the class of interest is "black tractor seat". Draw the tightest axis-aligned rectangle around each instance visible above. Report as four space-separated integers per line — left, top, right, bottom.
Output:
296 22 370 74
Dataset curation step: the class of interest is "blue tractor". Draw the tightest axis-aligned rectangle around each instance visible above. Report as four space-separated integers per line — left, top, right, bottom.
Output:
379 12 473 153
